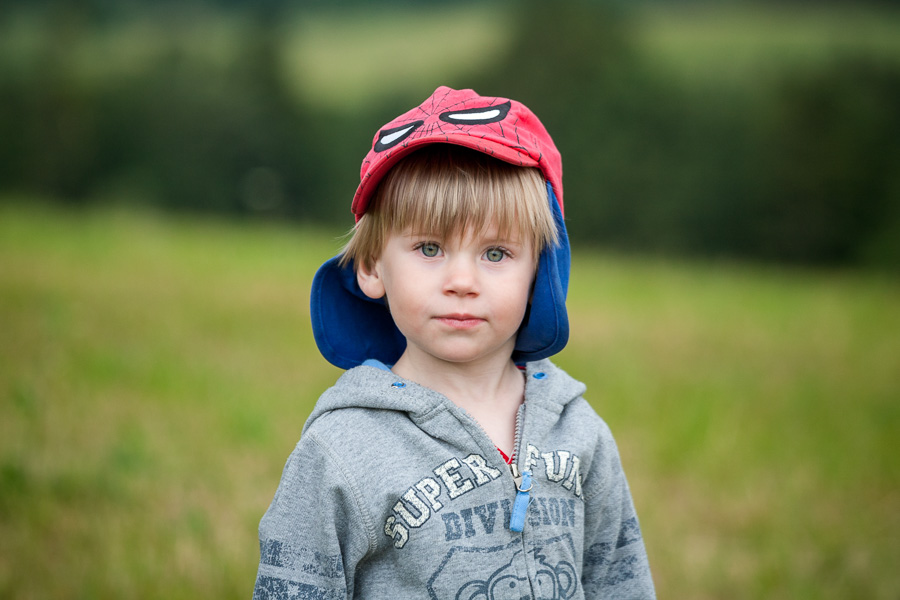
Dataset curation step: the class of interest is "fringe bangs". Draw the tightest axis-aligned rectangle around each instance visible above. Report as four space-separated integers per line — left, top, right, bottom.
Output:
344 145 557 270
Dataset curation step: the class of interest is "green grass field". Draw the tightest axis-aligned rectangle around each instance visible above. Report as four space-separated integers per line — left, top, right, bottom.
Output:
1 201 898 598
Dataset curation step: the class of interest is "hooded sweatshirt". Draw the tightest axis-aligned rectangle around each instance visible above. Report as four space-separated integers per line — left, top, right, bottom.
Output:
253 359 655 599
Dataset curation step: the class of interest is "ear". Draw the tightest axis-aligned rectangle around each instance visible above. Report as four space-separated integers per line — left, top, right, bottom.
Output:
356 259 386 300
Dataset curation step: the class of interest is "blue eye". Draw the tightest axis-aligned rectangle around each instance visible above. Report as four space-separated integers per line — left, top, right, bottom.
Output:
420 243 440 257
485 248 505 262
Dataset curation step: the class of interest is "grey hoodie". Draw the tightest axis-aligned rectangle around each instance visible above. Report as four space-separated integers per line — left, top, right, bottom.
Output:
253 359 655 599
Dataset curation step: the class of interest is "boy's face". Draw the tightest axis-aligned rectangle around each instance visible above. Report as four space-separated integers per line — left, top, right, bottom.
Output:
357 223 535 370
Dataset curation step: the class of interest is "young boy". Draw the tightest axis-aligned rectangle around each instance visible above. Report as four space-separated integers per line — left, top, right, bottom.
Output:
253 86 655 599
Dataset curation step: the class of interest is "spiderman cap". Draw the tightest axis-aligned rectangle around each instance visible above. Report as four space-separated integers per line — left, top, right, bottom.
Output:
310 86 570 369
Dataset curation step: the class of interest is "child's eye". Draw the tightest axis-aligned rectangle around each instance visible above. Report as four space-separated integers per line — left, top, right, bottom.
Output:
419 242 441 257
484 248 507 263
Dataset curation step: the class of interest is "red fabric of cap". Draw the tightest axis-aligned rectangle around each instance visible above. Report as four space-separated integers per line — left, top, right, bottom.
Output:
351 86 564 220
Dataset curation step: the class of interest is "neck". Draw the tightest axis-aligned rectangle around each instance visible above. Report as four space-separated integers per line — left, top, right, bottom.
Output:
392 351 525 455
393 351 520 407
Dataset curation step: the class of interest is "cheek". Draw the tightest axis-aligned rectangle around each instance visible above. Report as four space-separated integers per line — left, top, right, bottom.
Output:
497 280 533 322
511 269 537 303
382 278 422 316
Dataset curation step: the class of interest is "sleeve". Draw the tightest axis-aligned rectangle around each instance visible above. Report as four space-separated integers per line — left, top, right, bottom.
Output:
252 431 374 600
580 421 656 599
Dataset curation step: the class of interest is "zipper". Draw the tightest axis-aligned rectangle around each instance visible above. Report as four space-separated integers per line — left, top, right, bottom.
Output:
508 401 531 532
511 402 525 476
509 469 532 532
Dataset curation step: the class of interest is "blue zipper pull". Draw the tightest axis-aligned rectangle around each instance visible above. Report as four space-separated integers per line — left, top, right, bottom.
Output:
509 470 532 532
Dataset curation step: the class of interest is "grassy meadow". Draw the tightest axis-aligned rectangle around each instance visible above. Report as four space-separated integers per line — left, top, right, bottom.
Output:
1 201 898 598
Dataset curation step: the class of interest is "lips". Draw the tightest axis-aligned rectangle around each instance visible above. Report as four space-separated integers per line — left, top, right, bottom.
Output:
434 314 485 330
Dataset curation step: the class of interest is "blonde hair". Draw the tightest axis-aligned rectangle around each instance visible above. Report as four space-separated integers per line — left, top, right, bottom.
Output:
342 145 558 271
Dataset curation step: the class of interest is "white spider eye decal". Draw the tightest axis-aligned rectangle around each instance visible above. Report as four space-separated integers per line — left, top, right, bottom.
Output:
439 101 511 125
374 120 424 152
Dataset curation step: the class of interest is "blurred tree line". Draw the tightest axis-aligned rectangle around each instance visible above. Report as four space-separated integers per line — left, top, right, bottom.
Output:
1 0 898 268
473 1 900 268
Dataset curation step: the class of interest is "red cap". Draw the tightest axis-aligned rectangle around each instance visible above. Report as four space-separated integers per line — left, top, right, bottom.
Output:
351 86 563 220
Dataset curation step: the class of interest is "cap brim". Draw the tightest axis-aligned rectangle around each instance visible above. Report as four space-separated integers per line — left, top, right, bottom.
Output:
310 255 407 369
513 182 570 362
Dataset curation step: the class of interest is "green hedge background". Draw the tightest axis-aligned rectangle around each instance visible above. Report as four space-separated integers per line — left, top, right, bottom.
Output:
2 0 899 267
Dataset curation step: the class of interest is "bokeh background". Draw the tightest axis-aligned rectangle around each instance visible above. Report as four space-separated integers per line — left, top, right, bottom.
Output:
1 0 898 598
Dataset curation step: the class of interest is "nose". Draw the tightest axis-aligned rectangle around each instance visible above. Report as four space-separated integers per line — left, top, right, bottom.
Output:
443 256 478 296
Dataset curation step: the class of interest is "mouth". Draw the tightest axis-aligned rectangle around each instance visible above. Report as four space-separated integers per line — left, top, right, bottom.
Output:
434 314 485 330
